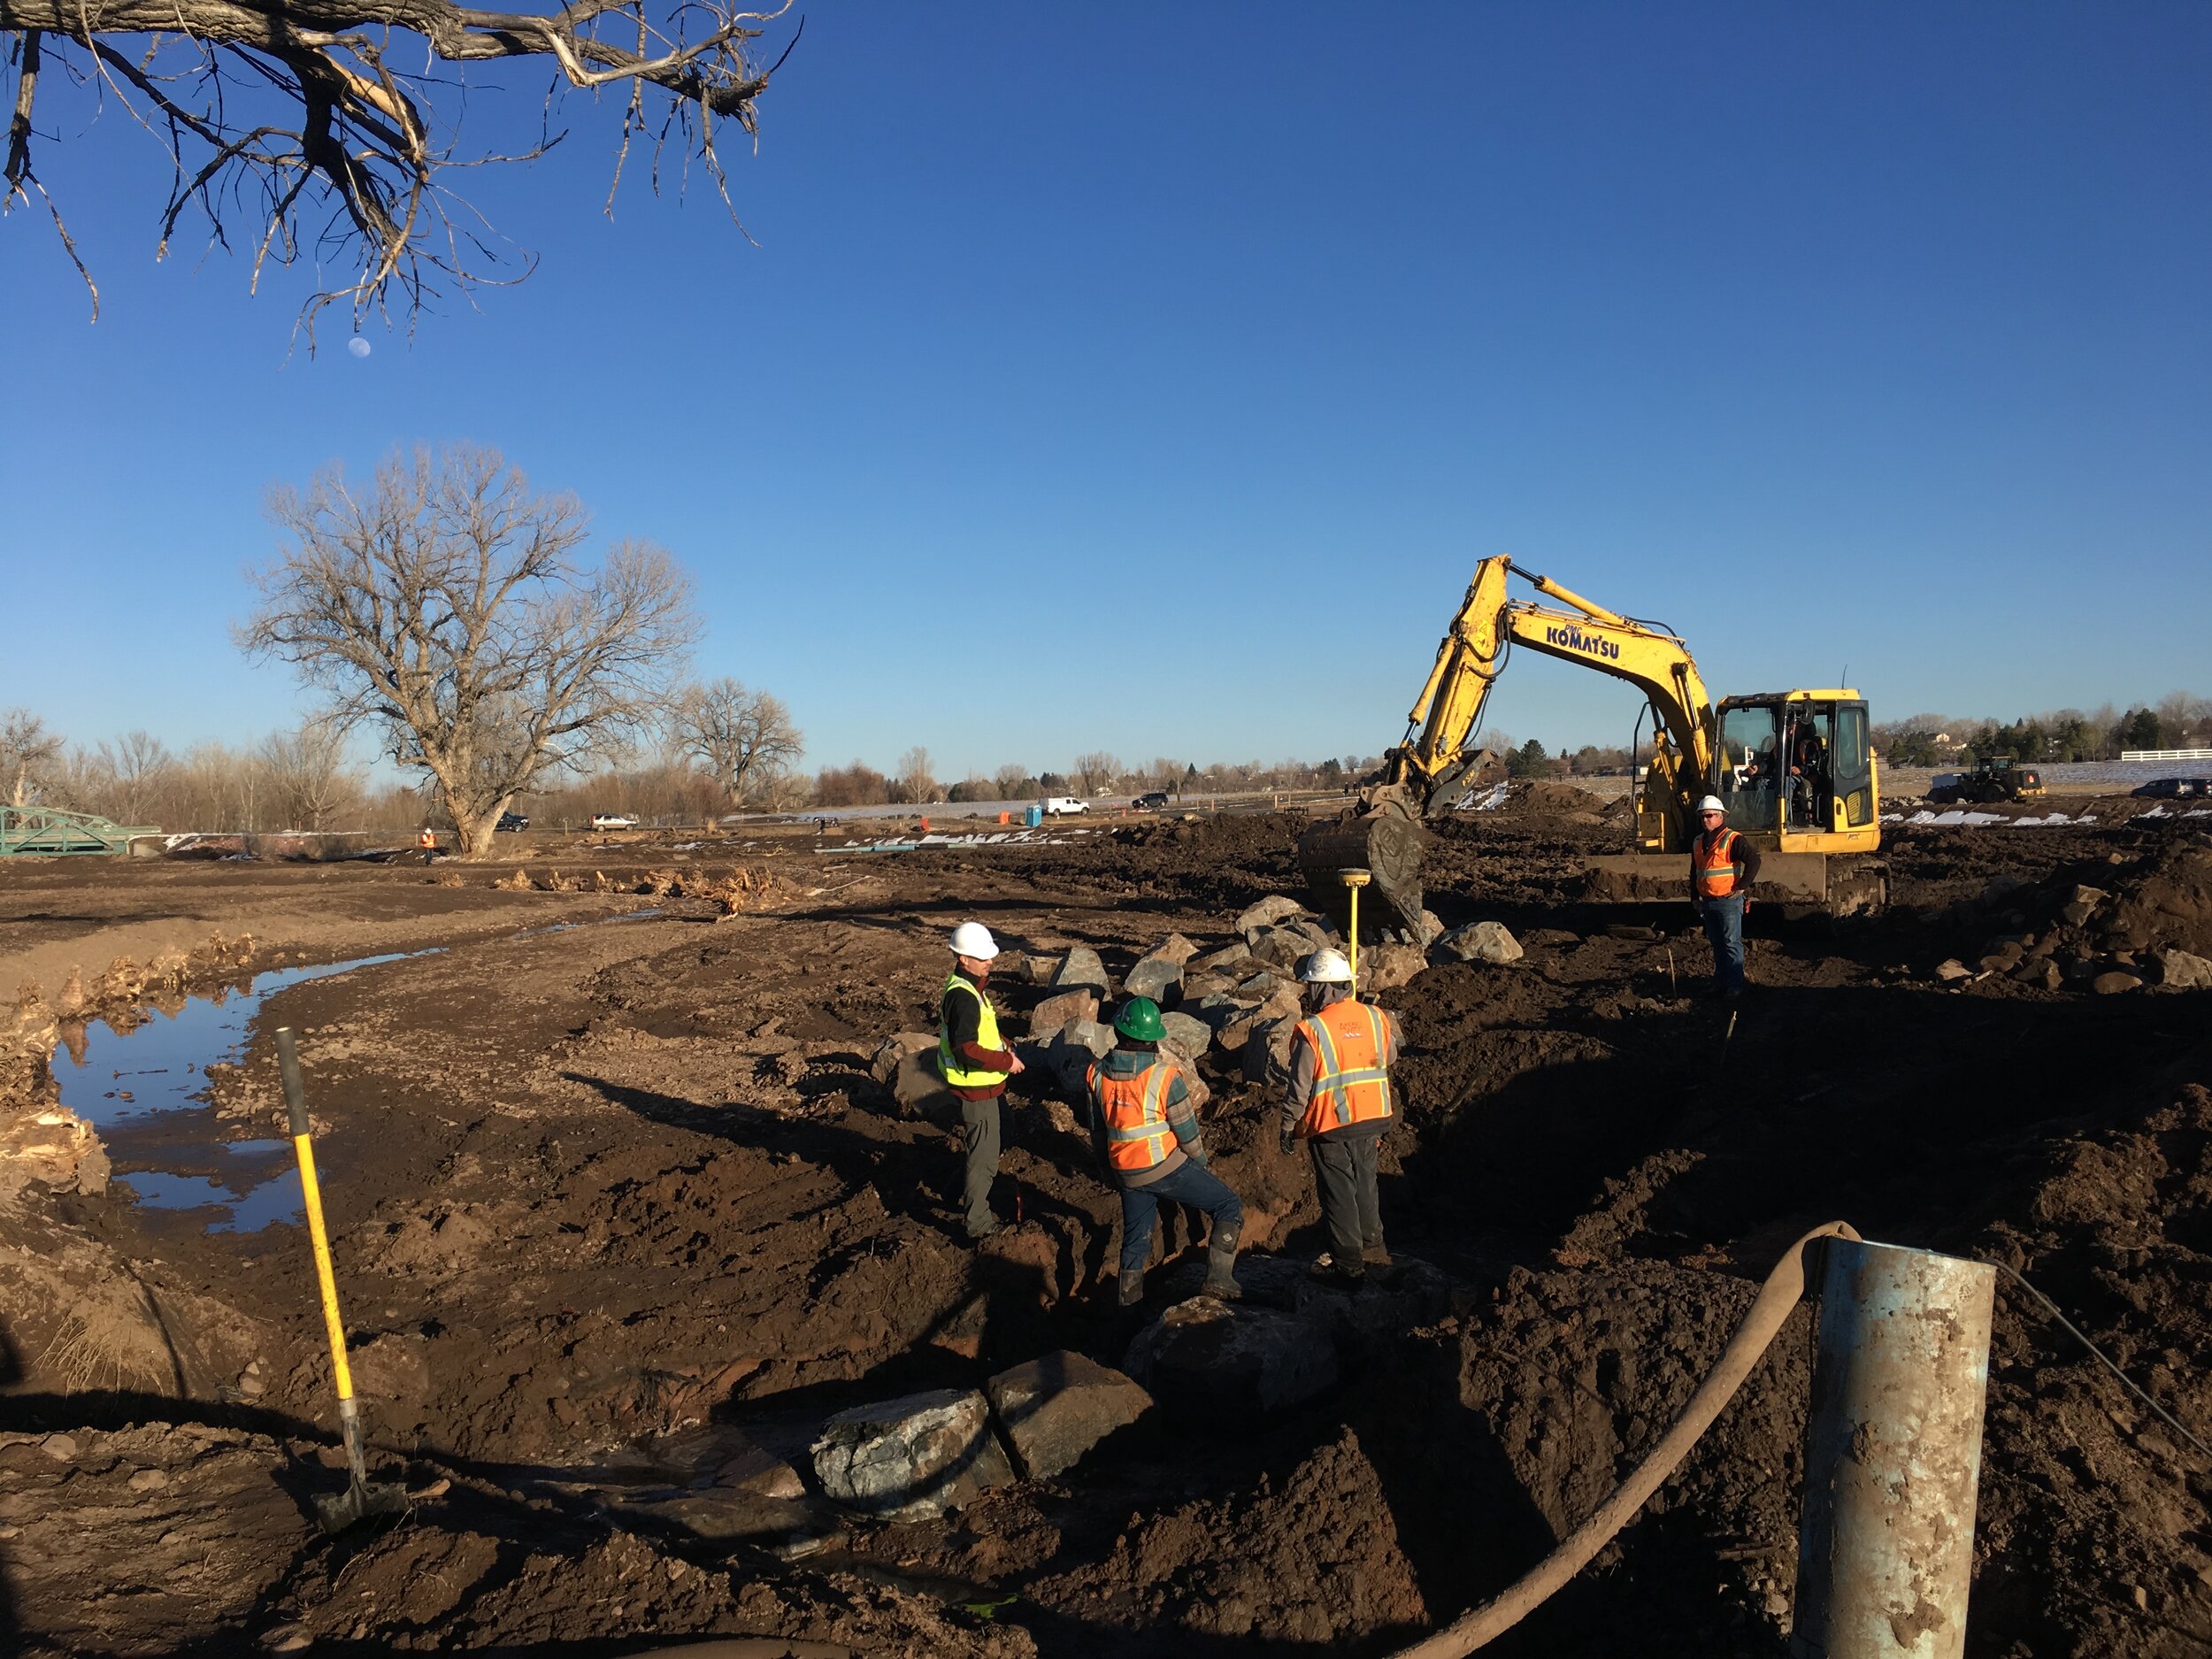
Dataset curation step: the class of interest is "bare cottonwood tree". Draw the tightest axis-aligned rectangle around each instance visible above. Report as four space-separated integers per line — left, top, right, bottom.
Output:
671 677 802 804
894 746 937 805
1 0 800 338
260 718 362 829
1072 751 1120 795
0 708 62 807
240 444 701 856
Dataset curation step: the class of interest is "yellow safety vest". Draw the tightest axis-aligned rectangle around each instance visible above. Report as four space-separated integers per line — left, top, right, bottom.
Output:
939 974 1010 1091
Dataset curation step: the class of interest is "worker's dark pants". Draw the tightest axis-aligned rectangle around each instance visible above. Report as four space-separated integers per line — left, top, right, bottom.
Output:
958 1093 1003 1236
1309 1119 1388 1270
1700 894 1747 997
1118 1161 1242 1279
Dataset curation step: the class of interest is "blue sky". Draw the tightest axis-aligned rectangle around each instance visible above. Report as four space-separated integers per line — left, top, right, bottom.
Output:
4 4 2208 781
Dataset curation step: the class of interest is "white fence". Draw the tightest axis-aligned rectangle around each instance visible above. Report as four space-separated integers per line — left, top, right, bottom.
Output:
2121 748 2212 762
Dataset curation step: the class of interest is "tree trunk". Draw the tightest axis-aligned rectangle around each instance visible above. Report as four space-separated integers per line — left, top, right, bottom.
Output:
456 805 498 859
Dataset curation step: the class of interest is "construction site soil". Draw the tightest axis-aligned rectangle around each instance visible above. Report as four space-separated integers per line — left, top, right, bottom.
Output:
2 797 2208 1657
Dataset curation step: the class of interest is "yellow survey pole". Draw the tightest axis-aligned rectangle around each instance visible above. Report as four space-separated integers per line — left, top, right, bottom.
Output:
276 1025 403 1529
1340 868 1371 992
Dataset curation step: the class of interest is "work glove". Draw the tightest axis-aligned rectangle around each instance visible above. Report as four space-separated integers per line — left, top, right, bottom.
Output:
1278 1124 1296 1157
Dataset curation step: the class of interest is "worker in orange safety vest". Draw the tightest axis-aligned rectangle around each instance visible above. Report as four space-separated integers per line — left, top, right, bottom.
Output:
1690 794 1762 1002
1085 996 1241 1307
1278 948 1402 1291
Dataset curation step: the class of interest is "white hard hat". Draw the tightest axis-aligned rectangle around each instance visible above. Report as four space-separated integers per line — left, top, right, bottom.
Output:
1299 948 1354 984
1695 795 1727 815
949 921 999 960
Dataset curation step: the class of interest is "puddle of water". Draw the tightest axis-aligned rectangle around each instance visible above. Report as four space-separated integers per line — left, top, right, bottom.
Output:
113 1166 305 1233
53 950 432 1233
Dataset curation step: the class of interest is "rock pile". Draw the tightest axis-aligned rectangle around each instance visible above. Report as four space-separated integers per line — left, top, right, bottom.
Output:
1938 837 2212 995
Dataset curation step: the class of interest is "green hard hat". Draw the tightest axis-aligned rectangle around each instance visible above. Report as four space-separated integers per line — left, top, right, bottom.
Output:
1114 996 1165 1042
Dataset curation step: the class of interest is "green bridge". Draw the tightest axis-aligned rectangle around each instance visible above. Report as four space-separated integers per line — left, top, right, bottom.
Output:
0 807 160 856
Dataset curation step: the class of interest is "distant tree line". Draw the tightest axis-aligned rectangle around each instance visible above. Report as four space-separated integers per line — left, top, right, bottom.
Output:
1873 693 2209 768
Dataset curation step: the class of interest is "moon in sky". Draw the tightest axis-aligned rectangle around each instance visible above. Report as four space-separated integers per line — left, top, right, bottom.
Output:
347 336 372 359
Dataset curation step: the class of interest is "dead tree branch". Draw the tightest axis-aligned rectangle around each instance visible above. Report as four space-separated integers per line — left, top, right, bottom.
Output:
0 0 796 342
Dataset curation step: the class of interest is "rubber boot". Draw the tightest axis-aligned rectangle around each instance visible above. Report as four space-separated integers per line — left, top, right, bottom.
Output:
1199 1223 1242 1302
1118 1269 1145 1308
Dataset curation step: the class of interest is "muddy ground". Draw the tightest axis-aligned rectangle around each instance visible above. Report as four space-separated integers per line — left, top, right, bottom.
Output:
2 799 2208 1657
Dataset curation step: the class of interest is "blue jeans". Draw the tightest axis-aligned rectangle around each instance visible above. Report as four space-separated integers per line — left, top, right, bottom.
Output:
1700 893 1746 996
1119 1160 1243 1278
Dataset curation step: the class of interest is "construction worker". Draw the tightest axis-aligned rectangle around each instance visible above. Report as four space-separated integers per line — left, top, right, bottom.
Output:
940 921 1024 1240
1278 948 1401 1291
1690 795 1762 1001
418 826 438 864
1085 996 1241 1307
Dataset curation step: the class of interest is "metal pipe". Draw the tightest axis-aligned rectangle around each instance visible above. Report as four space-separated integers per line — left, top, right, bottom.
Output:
1793 1239 1995 1659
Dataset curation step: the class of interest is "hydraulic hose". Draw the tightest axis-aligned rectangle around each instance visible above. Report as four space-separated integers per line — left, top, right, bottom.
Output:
1386 1220 1862 1659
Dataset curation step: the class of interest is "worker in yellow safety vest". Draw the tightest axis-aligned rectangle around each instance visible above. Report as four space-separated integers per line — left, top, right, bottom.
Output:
1689 795 1762 1002
940 921 1025 1240
1084 996 1242 1307
1278 948 1402 1290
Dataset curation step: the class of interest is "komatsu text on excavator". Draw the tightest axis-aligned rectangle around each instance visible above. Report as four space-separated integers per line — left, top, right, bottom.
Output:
1297 556 1886 933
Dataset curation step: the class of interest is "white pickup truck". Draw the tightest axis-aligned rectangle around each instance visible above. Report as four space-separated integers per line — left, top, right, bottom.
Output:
1041 796 1089 817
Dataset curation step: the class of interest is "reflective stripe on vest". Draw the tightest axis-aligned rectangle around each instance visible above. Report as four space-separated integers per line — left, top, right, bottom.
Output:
1088 1059 1178 1173
1294 998 1394 1138
1694 827 1740 899
939 974 1010 1090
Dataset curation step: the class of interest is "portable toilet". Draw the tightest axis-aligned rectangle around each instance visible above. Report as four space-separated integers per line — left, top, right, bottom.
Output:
1025 804 1044 828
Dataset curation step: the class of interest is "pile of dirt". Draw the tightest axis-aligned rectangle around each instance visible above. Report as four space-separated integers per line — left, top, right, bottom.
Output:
1508 780 1607 817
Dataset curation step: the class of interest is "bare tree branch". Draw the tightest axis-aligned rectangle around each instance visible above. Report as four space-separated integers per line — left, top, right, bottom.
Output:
1 0 795 342
670 676 802 805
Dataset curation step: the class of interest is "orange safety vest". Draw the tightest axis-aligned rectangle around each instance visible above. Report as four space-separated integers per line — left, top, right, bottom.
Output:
1087 1057 1179 1174
1693 827 1741 898
1294 998 1394 1139
419 828 436 849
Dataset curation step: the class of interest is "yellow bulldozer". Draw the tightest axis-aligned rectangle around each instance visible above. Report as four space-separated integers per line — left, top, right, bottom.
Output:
1297 556 1887 933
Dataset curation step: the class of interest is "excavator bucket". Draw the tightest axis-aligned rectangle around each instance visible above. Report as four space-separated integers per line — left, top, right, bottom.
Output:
1297 811 1430 941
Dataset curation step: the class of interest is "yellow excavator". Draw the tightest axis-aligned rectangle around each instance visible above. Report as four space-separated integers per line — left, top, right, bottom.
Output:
1297 556 1886 932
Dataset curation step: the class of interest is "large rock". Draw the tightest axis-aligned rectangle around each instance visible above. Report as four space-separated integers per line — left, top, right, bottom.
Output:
1048 1019 1118 1091
2156 949 2212 989
1052 947 1110 997
891 1047 957 1119
1188 941 1251 977
869 1031 937 1088
1160 1011 1212 1057
1417 909 1446 948
810 1387 1015 1520
1235 895 1307 936
1028 988 1100 1033
1148 933 1202 967
2091 971 2143 995
1436 920 1524 964
1221 984 1301 1055
1248 926 1312 972
1124 953 1183 1005
1123 1300 1340 1416
1233 970 1291 1003
1358 942 1427 995
1179 972 1233 1002
985 1351 1152 1479
2057 885 2108 927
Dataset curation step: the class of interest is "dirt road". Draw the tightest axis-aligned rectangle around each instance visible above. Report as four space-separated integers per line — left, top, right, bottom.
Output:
2 802 2208 1656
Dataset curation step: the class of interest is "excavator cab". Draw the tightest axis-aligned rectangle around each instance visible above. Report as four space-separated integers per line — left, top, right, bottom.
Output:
1711 694 1878 840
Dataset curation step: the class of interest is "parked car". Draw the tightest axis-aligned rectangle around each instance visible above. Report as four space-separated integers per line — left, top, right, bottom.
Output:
495 811 529 832
2133 777 2210 800
589 812 641 830
1041 796 1088 816
1133 791 1170 811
